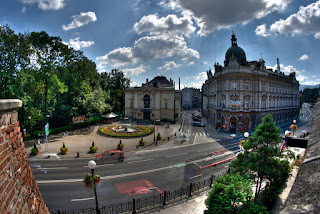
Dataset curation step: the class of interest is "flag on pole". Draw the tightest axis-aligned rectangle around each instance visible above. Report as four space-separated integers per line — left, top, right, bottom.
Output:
280 138 287 151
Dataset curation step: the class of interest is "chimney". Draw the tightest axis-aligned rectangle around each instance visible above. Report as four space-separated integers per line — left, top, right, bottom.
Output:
146 78 148 83
179 78 181 90
277 58 280 72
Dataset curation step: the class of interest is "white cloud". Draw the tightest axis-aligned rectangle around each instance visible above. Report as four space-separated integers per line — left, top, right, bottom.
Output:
267 63 319 85
96 34 199 68
64 37 95 50
298 54 309 61
20 0 66 10
188 71 207 88
134 14 195 36
22 7 26 13
255 24 271 37
270 1 320 38
160 0 292 36
62 12 97 31
158 61 181 70
122 64 148 76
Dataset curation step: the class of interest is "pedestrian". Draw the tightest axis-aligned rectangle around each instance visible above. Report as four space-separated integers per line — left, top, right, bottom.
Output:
37 139 41 149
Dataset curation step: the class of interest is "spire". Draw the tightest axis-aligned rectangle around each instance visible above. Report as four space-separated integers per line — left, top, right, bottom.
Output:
231 32 237 46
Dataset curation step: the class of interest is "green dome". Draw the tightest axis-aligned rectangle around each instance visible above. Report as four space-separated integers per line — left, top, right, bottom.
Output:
225 34 247 66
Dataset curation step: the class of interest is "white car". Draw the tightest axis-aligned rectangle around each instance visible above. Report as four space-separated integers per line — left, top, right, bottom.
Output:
227 134 236 139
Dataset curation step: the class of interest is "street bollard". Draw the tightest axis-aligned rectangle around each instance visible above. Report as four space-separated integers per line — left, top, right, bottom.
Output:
163 191 167 206
189 183 193 197
132 199 136 214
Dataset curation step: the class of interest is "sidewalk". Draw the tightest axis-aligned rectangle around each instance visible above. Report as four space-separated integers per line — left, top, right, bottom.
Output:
148 191 209 214
25 122 182 160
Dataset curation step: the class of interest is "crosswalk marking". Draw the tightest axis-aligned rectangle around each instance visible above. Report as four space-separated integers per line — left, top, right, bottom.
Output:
191 132 207 136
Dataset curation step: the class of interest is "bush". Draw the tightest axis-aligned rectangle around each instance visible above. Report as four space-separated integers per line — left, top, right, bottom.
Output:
31 143 39 155
60 142 68 154
90 141 97 153
156 133 162 140
139 137 145 146
117 140 124 150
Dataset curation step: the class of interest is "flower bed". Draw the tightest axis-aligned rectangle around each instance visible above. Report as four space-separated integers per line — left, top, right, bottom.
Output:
99 125 153 138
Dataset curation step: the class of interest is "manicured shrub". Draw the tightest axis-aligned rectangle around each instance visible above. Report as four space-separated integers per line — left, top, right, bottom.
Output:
139 137 145 146
117 140 124 150
90 141 97 153
60 142 68 154
156 133 162 140
31 143 39 155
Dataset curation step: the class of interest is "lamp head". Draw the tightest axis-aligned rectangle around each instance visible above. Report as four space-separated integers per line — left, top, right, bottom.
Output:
88 160 96 169
244 132 249 138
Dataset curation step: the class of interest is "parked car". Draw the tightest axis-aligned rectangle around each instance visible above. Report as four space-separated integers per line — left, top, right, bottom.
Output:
193 122 205 127
193 116 201 121
95 150 125 163
227 134 236 139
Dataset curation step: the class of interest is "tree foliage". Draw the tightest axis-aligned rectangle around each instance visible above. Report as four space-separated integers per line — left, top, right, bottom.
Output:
301 87 319 104
206 115 292 212
0 25 130 135
205 174 259 214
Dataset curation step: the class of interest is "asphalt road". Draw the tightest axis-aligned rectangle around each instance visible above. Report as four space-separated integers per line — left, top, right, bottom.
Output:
32 108 312 212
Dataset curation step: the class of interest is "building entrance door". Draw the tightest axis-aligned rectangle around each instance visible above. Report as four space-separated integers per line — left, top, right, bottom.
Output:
230 117 237 132
244 117 249 131
143 112 150 119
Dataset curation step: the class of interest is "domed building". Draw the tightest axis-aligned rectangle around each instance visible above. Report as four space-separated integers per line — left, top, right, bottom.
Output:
202 33 300 132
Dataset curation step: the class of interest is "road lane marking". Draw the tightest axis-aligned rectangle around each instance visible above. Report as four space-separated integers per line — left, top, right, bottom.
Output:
84 164 114 168
36 165 175 184
188 174 202 180
128 159 154 164
71 197 94 202
37 167 69 170
135 142 213 153
166 153 188 158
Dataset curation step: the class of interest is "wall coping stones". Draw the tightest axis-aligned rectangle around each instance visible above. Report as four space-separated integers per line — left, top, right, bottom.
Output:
0 99 22 112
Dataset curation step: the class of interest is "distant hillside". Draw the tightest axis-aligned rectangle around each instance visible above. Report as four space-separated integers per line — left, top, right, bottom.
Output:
300 84 319 91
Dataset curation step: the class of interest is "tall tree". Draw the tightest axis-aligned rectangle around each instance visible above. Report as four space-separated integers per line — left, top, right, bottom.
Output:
99 69 130 114
230 114 291 199
0 25 31 98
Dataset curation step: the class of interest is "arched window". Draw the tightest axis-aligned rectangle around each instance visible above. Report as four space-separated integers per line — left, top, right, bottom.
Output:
144 95 150 108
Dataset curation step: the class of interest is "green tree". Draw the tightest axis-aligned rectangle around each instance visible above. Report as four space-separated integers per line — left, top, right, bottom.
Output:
204 174 253 214
0 25 31 98
230 114 291 199
302 88 319 104
99 69 130 114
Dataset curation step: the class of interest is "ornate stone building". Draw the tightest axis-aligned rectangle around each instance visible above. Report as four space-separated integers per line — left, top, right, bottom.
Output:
125 76 181 122
202 33 300 132
182 87 202 109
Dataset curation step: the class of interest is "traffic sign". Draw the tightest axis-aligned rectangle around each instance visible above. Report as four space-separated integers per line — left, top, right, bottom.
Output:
45 123 49 137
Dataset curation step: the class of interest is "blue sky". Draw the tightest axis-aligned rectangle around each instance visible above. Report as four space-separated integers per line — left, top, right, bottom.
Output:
1 0 320 89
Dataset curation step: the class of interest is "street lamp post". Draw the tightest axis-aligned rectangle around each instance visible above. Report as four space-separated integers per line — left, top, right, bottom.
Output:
88 160 100 214
154 119 160 144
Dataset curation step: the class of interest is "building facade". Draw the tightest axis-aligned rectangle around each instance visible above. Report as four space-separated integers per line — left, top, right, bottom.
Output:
125 76 181 122
202 33 300 132
182 87 202 109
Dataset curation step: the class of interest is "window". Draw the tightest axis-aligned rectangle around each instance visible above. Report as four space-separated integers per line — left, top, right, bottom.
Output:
245 82 249 90
144 95 150 108
232 82 237 90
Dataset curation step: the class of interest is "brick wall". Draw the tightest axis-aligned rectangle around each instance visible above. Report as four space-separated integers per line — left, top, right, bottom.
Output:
0 100 49 214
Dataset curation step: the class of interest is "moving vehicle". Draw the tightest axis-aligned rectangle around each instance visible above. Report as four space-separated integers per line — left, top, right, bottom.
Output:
193 122 205 127
95 150 125 163
115 179 163 196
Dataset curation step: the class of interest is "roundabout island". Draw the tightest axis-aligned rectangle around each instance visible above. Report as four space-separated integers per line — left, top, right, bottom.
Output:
99 124 153 138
